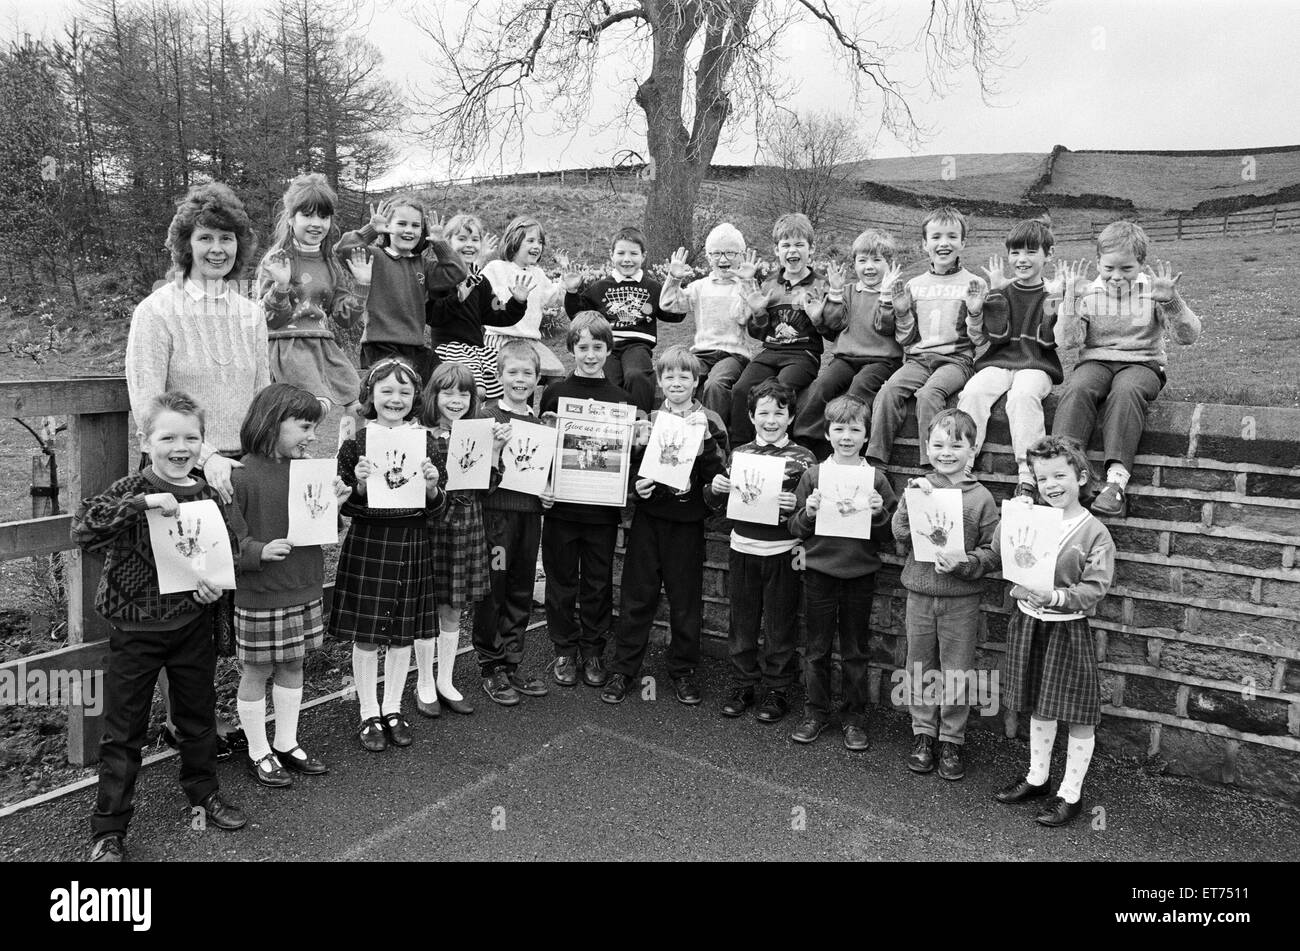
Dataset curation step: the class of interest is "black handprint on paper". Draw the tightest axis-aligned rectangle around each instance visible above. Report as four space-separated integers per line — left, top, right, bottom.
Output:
455 439 482 473
657 428 686 468
507 437 545 472
169 518 209 559
737 468 765 505
383 450 411 489
1011 527 1040 569
303 482 329 518
922 511 954 548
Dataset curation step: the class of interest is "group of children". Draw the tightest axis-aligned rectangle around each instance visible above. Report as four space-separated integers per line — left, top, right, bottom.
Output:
77 175 1200 861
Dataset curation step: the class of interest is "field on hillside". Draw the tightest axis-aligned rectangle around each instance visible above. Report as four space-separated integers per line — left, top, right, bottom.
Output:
1044 149 1300 211
840 152 1050 206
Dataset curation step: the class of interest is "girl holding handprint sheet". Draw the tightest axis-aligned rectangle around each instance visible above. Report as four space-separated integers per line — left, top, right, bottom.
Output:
330 360 446 752
415 363 511 717
336 194 468 384
258 174 368 439
227 384 352 787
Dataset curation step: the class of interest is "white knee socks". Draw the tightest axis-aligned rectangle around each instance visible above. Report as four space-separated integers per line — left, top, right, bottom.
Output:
1057 735 1096 804
1027 717 1057 785
382 646 412 715
352 646 380 721
237 696 270 760
272 684 302 753
437 627 463 702
414 637 438 704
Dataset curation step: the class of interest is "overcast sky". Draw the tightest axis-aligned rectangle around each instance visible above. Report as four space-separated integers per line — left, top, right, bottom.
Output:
6 0 1298 187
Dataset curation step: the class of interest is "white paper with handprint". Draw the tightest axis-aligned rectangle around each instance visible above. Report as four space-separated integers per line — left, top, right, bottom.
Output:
498 420 557 496
1000 500 1063 591
363 423 426 509
445 418 495 491
145 499 236 594
726 452 786 526
815 463 875 540
905 487 965 563
287 459 339 545
637 411 705 492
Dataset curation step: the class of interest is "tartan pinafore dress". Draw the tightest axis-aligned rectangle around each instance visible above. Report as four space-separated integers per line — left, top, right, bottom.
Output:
428 426 496 609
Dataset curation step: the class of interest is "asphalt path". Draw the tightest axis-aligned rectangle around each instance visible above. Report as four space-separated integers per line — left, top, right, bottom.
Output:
2 635 1297 862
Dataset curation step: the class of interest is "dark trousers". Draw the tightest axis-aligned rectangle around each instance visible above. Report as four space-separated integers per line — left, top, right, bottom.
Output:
802 568 876 726
472 508 542 675
605 342 656 415
610 511 704 679
1052 359 1164 473
793 356 901 458
730 349 820 444
694 350 749 422
92 611 220 841
728 547 801 690
360 341 436 385
866 354 973 467
542 517 618 659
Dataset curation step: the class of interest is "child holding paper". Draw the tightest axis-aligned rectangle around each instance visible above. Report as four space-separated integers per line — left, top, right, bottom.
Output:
704 378 816 724
73 391 247 862
474 340 556 705
787 395 896 750
890 408 998 781
331 359 445 752
992 435 1115 827
418 362 510 716
538 312 636 688
603 346 729 706
227 384 351 787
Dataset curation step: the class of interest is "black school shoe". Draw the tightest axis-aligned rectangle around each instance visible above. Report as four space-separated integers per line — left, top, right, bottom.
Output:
553 656 579 687
89 834 125 863
198 791 247 831
937 741 965 781
754 689 790 723
359 717 387 752
994 775 1052 804
601 673 631 704
246 752 292 788
381 712 412 747
672 673 702 705
907 734 936 773
274 745 329 776
720 686 754 718
1035 796 1084 827
582 656 609 688
482 669 521 706
508 670 549 697
790 717 827 744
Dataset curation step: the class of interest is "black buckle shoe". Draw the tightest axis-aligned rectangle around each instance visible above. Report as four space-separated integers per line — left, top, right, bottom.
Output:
359 716 388 752
1035 796 1084 827
381 712 412 747
720 686 754 718
994 775 1052 804
601 673 630 704
246 752 292 788
754 689 789 723
672 673 702 705
198 791 247 831
907 734 936 773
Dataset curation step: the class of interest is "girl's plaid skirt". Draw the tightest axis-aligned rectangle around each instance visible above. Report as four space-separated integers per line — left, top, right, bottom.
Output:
1002 610 1100 725
235 598 325 664
432 495 490 609
435 341 502 398
329 519 437 647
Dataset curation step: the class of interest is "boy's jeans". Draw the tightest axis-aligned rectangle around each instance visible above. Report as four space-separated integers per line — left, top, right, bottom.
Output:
729 547 801 690
802 568 876 727
904 591 981 744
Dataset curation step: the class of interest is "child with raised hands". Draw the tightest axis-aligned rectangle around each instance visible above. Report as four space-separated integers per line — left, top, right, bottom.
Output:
228 383 351 787
428 214 532 400
481 216 568 368
337 195 468 382
1051 221 1200 517
992 435 1115 827
792 229 906 459
329 359 446 752
659 223 756 421
956 219 1071 494
416 362 510 718
562 227 683 414
258 173 367 438
890 408 999 782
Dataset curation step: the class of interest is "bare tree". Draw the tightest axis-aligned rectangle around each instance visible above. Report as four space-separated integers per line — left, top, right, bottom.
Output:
756 109 869 229
406 0 1038 260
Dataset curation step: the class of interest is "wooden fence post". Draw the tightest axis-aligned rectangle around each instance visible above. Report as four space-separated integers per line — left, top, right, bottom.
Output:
64 410 129 765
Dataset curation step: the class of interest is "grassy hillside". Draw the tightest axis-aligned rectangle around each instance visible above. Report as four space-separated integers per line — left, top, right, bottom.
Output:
840 152 1050 206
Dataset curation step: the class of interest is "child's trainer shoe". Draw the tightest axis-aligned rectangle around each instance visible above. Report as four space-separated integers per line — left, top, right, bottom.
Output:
1090 482 1126 517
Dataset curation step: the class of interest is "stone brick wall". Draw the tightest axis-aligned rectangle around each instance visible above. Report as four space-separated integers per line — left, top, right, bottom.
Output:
612 398 1300 802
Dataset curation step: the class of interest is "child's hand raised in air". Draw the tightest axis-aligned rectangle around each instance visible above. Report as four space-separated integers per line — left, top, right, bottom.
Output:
480 232 500 258
264 250 293 290
508 271 535 302
368 200 393 233
982 255 1012 293
879 264 909 310
964 277 989 315
424 211 446 244
666 247 694 281
1050 258 1089 296
824 261 848 292
1146 259 1183 303
733 249 760 281
346 248 373 286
